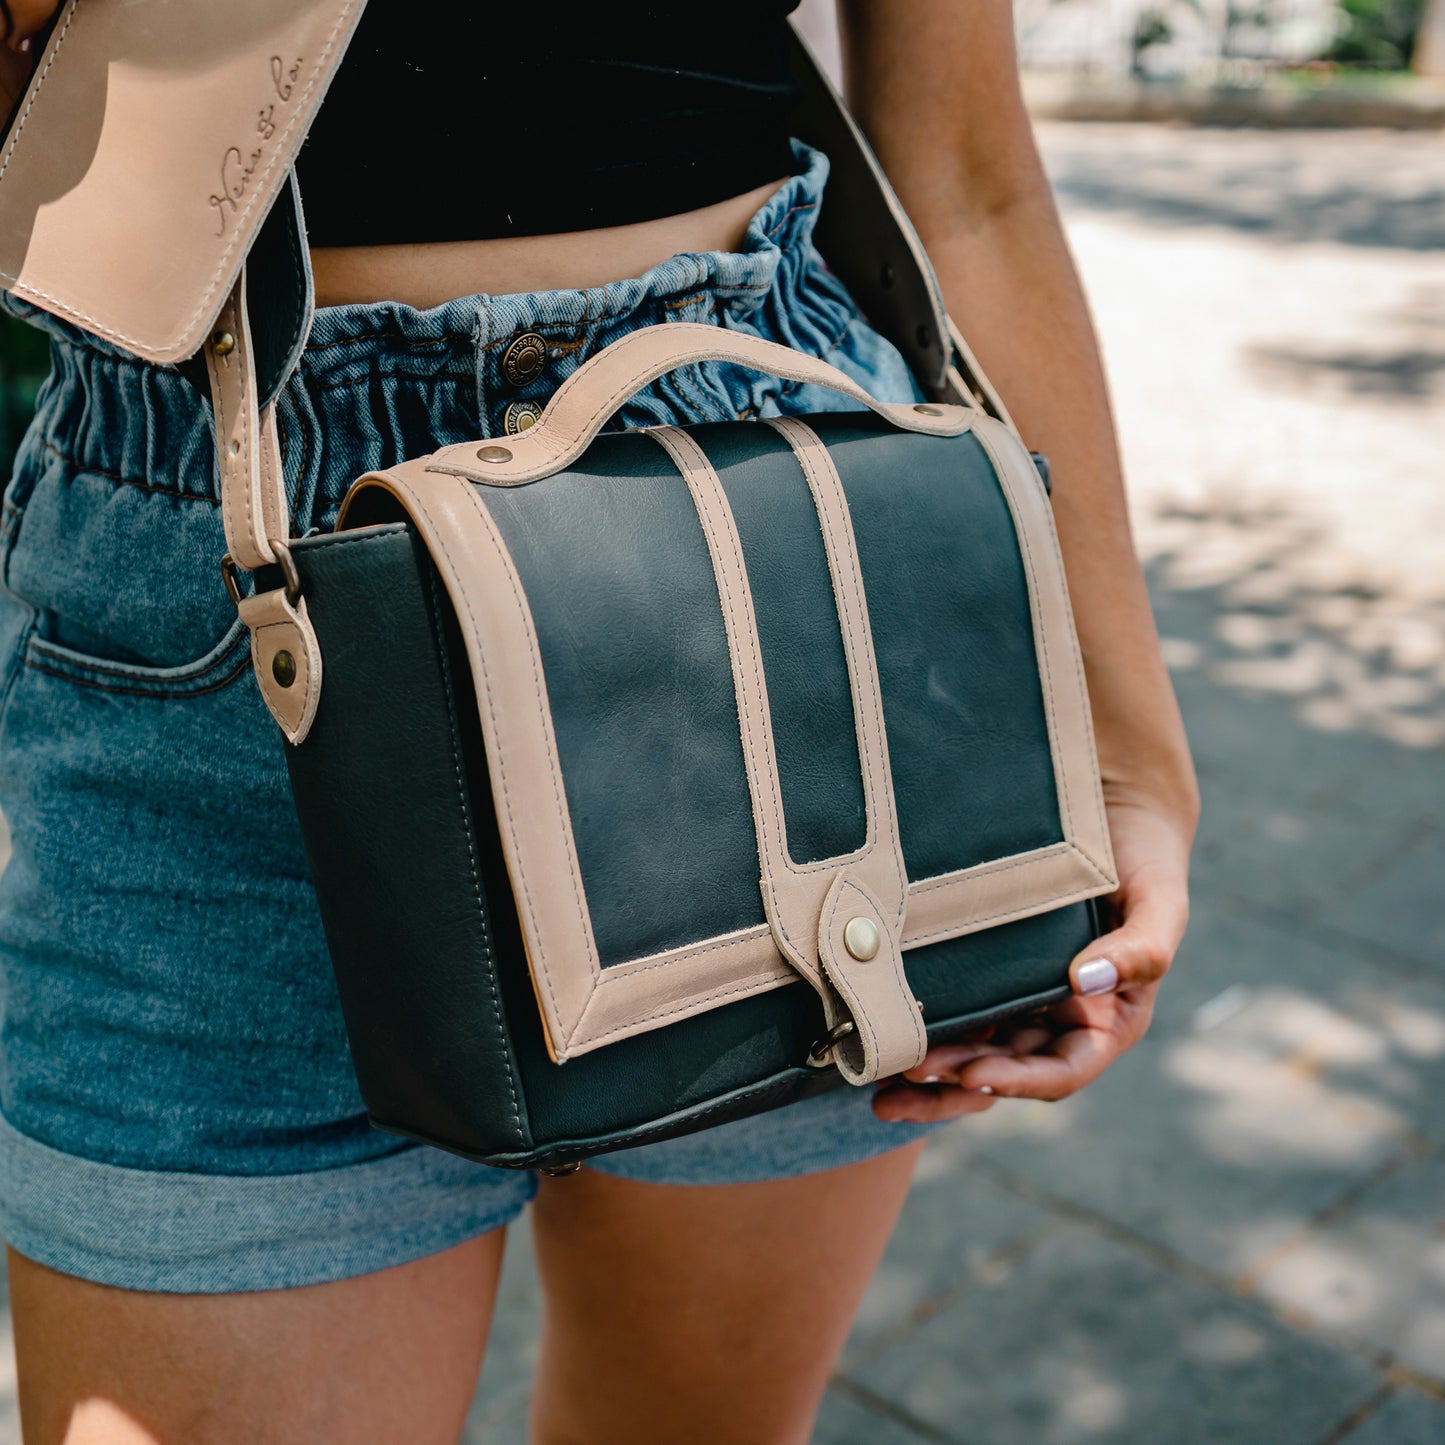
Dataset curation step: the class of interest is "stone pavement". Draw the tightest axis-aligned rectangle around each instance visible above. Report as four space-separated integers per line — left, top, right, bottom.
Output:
0 124 1443 1442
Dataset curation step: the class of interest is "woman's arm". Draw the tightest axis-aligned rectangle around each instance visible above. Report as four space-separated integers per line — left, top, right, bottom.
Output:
836 0 1201 1120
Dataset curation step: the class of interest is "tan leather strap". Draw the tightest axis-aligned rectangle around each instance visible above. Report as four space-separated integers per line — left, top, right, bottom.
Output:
205 271 290 571
424 322 977 489
647 420 925 1084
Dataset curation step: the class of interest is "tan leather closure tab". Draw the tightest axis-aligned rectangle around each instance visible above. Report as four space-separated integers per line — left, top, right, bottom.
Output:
206 272 288 571
650 421 922 1085
236 585 322 745
425 323 974 488
818 873 925 1084
0 0 365 363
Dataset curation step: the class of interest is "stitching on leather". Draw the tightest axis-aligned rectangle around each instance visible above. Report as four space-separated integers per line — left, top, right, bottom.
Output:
0 1 77 188
424 565 524 1140
824 879 881 1074
971 422 1112 877
909 844 1072 895
769 418 907 921
4 4 360 348
651 430 800 918
904 876 1108 945
434 327 947 485
593 925 775 980
412 489 567 1036
572 972 799 1050
455 483 589 1047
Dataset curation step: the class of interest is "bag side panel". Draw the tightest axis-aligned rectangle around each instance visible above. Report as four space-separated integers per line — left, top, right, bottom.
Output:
285 524 533 1161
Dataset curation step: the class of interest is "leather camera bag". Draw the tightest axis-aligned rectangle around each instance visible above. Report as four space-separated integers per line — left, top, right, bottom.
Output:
2 2 1116 1170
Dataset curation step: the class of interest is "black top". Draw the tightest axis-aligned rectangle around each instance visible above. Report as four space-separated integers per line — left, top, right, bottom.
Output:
296 3 804 245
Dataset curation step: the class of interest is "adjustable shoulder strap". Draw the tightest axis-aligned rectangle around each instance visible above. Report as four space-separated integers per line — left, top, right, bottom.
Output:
785 26 1015 428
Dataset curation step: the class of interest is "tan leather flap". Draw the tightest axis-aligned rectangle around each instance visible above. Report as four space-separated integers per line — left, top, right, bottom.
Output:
0 0 363 363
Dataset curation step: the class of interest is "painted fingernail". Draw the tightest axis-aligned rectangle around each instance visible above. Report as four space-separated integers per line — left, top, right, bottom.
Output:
918 1074 951 1085
18 38 32 53
976 1085 995 1095
1076 957 1119 995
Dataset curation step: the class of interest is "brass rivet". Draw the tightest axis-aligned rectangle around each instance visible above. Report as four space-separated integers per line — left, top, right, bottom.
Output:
211 330 236 356
843 916 880 963
503 401 543 436
914 403 944 417
272 649 297 689
501 331 548 387
476 444 513 463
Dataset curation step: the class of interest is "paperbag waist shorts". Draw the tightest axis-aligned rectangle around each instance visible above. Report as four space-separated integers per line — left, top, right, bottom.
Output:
0 140 942 1294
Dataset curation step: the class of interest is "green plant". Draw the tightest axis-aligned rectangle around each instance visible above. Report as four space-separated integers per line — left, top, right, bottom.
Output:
1326 0 1426 67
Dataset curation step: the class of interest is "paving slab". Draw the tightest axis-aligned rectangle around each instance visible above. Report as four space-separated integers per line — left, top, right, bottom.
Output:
1149 900 1445 1150
846 1224 1381 1445
1317 830 1445 973
813 1388 943 1444
463 1214 542 1443
1250 1153 1445 1385
1334 1386 1445 1445
846 1140 1056 1357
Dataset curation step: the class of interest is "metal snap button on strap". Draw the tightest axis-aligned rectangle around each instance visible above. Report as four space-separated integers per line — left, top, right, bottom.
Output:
843 916 880 962
503 401 543 435
501 331 548 387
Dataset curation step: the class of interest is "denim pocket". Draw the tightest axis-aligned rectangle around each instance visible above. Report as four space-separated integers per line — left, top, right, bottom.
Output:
21 614 249 699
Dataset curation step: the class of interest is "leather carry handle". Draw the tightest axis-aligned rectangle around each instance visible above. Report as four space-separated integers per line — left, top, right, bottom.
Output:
420 321 977 488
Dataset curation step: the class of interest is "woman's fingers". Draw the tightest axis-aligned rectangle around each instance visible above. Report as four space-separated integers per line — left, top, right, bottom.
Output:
2 1 59 51
873 1079 999 1122
1068 862 1189 998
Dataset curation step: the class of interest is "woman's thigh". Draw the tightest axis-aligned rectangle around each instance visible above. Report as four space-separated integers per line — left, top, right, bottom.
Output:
527 1140 926 1445
9 1231 507 1445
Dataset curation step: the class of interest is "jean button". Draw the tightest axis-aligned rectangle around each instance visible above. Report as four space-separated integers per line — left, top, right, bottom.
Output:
501 331 548 387
503 401 543 435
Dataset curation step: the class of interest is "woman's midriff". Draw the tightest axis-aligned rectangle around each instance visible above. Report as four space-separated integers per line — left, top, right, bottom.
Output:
309 175 792 309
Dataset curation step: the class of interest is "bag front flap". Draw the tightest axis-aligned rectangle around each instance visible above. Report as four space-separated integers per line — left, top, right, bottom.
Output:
0 0 363 365
342 412 1115 1067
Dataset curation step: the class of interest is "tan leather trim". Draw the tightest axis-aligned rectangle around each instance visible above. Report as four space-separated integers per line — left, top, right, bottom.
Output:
206 273 288 571
235 585 322 745
423 323 973 489
649 421 923 1083
0 0 365 362
969 415 1116 885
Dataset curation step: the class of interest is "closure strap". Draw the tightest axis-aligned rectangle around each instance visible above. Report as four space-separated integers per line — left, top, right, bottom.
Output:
647 420 926 1085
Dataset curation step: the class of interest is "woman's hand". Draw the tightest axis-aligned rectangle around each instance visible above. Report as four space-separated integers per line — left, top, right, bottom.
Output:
872 792 1193 1123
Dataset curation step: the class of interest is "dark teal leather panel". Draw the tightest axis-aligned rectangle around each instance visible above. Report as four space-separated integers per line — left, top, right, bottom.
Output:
286 523 532 1160
810 415 1064 878
478 433 764 966
697 423 866 865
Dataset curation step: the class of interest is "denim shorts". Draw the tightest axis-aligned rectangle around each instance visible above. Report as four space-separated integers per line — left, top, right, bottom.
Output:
0 140 942 1294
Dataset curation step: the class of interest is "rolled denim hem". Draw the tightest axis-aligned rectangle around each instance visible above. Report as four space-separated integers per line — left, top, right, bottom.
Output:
584 1084 946 1188
0 1111 535 1293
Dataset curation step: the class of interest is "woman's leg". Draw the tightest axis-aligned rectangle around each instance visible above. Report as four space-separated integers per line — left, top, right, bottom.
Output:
528 1141 926 1445
9 1230 507 1445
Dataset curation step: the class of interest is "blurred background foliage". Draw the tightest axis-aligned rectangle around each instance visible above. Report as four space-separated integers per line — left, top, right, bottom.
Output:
0 312 47 485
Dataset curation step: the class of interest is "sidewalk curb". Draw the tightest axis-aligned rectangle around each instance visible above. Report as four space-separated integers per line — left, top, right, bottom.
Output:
1023 73 1445 130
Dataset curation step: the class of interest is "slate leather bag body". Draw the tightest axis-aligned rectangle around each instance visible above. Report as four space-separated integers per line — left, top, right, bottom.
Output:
1 1 1116 1170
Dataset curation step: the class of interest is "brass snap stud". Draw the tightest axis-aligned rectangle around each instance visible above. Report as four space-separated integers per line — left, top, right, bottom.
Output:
843 916 881 962
501 331 548 387
476 444 513 463
211 330 236 356
272 649 297 689
503 401 543 436
913 403 945 417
